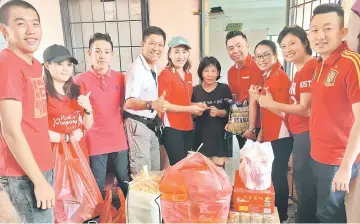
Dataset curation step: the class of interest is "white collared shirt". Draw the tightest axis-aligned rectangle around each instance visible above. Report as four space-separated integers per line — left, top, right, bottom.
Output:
125 54 158 119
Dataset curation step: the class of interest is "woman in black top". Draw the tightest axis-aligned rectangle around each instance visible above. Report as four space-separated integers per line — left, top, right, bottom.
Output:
192 57 233 167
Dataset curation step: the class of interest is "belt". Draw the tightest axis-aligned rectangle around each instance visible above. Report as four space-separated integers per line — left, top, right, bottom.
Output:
123 111 154 125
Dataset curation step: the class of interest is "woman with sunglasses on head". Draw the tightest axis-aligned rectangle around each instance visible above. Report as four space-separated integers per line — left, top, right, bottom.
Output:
256 26 318 223
249 40 293 223
43 44 93 162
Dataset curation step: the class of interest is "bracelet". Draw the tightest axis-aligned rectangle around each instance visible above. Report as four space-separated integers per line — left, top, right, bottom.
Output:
84 109 93 115
65 134 70 143
145 101 152 110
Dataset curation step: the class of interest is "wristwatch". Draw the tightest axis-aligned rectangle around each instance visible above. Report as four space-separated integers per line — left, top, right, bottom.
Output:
146 101 152 110
248 128 257 133
84 109 93 115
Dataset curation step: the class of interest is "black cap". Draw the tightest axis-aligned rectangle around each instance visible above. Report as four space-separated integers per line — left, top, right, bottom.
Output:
43 44 78 65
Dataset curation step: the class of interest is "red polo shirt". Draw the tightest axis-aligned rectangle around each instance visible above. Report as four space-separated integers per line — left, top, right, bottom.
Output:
228 54 263 102
228 55 263 128
260 63 291 142
74 67 128 156
288 58 318 134
158 67 193 131
0 49 54 176
310 42 360 165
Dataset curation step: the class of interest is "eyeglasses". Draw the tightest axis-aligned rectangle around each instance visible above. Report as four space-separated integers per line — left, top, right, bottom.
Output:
255 52 274 61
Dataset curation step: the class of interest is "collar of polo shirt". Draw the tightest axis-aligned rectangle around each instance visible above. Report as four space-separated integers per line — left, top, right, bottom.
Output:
317 41 348 66
89 65 111 78
235 54 252 69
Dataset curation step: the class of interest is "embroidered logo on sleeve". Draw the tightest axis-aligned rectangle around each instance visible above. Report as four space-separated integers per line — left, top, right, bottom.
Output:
30 77 47 118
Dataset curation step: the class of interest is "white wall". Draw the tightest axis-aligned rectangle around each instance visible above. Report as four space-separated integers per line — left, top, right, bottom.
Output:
149 0 201 85
0 0 64 62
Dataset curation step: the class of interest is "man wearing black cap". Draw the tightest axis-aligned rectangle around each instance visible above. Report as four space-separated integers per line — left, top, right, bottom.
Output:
0 0 55 222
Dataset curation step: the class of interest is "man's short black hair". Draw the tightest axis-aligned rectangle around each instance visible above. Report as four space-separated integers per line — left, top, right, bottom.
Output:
142 26 166 43
312 3 344 27
197 56 221 81
0 0 40 25
277 25 312 56
225 31 247 45
89 33 113 50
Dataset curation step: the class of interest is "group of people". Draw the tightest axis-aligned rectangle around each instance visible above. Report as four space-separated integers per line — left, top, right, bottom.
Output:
0 0 359 223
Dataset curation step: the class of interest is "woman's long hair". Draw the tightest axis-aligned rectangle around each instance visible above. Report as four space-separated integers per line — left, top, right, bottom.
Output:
44 66 80 99
167 46 192 72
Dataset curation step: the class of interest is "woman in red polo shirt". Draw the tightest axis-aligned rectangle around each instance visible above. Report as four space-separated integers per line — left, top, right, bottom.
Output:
158 36 206 165
43 44 93 162
250 40 293 223
257 26 318 223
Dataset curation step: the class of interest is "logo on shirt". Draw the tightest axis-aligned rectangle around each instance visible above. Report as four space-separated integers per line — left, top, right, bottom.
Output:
324 69 338 87
53 110 82 130
30 77 47 118
300 80 311 88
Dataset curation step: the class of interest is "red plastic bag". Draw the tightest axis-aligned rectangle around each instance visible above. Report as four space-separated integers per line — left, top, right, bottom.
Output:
160 152 232 223
99 188 126 223
53 140 103 223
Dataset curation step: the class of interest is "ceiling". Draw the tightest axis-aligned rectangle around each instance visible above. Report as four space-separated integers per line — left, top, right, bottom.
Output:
208 0 287 35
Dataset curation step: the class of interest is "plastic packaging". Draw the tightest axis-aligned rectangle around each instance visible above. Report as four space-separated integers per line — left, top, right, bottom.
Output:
53 140 103 223
126 167 162 223
99 188 126 223
160 152 232 223
225 98 249 138
239 140 274 190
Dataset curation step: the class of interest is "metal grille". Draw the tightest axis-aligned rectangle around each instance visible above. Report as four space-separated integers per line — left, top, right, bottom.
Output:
60 0 149 74
287 0 338 78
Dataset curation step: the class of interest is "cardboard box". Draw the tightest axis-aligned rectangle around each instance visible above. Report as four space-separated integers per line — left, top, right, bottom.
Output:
227 208 280 223
233 170 275 214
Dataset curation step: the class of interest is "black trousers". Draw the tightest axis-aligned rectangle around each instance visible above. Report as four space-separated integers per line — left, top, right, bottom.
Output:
271 137 294 222
163 127 193 165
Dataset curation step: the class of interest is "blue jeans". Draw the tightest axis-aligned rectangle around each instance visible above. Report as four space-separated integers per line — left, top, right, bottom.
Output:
311 158 360 223
89 150 131 199
0 169 54 223
292 131 318 223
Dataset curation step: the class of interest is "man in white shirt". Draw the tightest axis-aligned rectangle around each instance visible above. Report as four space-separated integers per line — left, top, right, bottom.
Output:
124 26 168 175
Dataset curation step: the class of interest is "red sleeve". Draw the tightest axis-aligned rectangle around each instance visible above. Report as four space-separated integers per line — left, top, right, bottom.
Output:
273 74 291 104
352 0 360 16
346 59 360 104
251 67 264 86
74 75 87 95
0 60 24 101
299 61 316 94
227 68 236 94
158 69 171 101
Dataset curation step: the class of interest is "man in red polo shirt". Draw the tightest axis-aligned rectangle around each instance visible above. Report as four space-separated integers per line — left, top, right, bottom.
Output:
74 33 130 197
226 31 263 149
308 3 360 223
0 1 55 222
